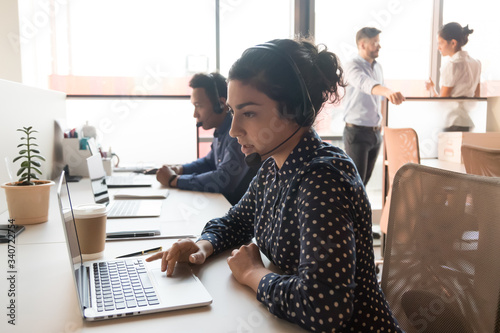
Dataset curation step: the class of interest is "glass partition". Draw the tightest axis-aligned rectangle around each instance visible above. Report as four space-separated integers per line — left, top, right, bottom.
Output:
386 97 488 158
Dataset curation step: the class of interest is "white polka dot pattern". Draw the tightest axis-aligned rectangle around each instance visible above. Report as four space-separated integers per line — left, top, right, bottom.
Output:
199 130 402 332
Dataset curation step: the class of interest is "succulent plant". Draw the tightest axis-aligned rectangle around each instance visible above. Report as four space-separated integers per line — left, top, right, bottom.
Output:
12 126 46 186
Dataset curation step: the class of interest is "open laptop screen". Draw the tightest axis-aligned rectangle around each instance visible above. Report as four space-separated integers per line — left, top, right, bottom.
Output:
57 170 88 315
57 171 83 265
87 154 111 205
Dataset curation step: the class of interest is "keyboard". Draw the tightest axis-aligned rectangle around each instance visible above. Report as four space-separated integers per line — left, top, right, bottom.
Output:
93 259 159 312
108 200 140 217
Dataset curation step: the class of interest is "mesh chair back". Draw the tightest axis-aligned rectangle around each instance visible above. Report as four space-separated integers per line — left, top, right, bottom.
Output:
461 144 500 177
380 128 420 233
381 163 500 333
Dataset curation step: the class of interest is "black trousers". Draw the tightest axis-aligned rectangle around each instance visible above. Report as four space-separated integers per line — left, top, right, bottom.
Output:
343 125 382 185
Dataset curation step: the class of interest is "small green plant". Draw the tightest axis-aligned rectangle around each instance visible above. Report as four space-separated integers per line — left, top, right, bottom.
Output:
12 126 46 186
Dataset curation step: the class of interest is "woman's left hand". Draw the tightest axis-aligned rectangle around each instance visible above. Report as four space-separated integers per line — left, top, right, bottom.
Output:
227 243 270 292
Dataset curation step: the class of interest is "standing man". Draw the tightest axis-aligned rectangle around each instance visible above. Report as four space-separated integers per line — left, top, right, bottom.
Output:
156 72 258 205
343 27 405 185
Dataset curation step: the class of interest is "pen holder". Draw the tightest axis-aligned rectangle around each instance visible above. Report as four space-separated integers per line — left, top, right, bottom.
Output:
62 138 91 177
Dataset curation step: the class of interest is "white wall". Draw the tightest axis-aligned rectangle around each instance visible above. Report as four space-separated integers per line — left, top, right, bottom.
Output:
0 79 66 214
0 0 22 82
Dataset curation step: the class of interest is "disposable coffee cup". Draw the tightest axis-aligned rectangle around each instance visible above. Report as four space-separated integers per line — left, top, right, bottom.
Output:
73 203 107 260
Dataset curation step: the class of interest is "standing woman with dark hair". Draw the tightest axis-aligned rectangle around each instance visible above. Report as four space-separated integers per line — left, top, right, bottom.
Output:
426 22 481 131
148 39 402 332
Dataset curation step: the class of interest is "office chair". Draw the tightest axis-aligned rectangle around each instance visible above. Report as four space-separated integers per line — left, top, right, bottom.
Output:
461 144 500 177
381 163 500 333
380 128 420 246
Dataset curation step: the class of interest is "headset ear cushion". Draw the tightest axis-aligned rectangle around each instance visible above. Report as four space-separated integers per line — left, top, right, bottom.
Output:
208 73 223 114
214 102 223 114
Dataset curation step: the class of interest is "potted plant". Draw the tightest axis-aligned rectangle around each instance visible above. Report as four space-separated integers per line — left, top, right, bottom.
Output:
1 127 55 224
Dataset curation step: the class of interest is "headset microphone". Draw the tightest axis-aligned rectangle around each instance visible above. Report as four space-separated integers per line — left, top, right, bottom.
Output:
244 126 302 167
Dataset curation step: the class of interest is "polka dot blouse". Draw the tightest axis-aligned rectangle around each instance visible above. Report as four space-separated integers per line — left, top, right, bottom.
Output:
199 130 402 333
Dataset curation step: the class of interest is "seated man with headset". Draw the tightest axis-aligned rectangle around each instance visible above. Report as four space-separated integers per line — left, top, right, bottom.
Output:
156 72 258 205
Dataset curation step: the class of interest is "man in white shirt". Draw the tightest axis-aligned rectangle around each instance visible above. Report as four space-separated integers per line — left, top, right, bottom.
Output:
343 27 405 185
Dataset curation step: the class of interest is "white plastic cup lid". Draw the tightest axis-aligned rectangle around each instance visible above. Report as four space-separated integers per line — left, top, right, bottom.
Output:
73 203 107 219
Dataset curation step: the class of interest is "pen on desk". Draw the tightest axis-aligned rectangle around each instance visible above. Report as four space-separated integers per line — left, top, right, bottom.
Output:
106 234 197 241
107 231 157 239
116 246 162 258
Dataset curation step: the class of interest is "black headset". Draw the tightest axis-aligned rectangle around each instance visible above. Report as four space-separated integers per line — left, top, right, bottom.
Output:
242 42 317 168
249 42 316 126
207 73 224 114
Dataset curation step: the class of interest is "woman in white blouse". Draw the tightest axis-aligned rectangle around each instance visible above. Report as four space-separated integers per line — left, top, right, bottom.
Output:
425 22 481 131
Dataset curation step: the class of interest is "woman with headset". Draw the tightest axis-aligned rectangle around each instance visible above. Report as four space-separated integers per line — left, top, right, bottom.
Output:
148 39 401 332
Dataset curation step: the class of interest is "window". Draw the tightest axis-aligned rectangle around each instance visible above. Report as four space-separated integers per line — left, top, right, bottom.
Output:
219 0 294 76
19 0 216 95
315 0 433 96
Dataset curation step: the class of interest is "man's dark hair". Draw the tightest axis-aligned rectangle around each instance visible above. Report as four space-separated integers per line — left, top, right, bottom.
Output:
189 72 227 107
356 27 382 45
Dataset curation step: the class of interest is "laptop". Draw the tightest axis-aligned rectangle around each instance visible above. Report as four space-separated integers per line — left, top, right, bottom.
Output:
87 154 163 218
57 170 212 321
86 139 152 188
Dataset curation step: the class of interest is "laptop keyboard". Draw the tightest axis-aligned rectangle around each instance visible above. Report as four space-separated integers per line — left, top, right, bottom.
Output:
108 200 140 217
93 259 159 312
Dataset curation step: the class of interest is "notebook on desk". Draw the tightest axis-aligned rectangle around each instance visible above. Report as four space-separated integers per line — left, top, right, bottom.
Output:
105 174 153 188
87 154 163 218
56 170 212 321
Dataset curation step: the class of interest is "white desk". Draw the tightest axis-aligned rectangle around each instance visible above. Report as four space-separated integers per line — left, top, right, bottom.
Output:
0 178 307 333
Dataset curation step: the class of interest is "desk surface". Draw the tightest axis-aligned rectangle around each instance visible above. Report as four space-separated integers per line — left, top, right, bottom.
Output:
0 177 306 333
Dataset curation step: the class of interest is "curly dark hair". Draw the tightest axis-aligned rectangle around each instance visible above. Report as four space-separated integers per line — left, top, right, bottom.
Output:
228 39 346 127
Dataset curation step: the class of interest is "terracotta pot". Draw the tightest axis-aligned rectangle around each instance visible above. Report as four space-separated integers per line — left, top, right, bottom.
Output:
1 180 55 224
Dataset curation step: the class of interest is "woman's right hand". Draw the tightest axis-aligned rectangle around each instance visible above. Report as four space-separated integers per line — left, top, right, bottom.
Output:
146 239 213 276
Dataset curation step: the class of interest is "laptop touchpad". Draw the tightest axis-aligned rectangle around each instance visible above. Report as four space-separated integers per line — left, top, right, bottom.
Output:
149 263 212 307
